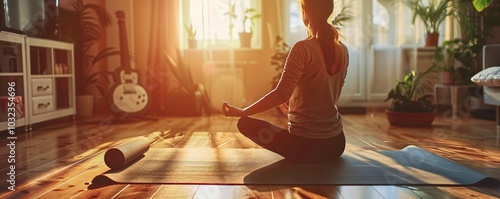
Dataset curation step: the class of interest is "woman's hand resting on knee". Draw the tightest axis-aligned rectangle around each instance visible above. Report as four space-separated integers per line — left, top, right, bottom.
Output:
222 101 245 117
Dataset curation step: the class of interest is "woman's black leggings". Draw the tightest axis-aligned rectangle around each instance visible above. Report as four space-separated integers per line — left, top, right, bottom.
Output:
237 116 346 163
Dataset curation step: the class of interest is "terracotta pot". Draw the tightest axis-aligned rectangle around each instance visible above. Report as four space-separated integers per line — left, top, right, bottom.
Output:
440 71 461 85
441 71 454 85
386 110 436 127
238 32 252 48
188 39 197 49
425 33 439 47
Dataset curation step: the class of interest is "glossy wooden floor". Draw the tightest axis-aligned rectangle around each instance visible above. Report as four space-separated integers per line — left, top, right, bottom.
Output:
1 108 499 199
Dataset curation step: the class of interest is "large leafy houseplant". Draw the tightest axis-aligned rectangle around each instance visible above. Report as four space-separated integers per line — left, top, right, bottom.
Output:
59 0 120 118
473 0 493 12
479 1 500 36
436 0 499 85
406 0 451 46
60 0 119 96
164 49 197 95
164 49 212 116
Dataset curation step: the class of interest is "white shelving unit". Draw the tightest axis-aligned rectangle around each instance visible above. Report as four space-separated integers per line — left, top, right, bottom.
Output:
26 37 75 128
0 32 75 131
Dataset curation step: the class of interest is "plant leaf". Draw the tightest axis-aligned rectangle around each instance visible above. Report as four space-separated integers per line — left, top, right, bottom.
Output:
473 0 493 12
164 50 195 93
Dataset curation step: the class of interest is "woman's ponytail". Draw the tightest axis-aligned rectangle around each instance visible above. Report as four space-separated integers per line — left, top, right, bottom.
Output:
300 0 340 67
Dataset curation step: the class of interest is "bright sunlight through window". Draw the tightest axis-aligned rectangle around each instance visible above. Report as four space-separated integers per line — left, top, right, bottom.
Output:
182 0 261 48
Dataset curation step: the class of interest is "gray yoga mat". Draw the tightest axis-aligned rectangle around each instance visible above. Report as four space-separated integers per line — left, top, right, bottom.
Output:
93 144 498 186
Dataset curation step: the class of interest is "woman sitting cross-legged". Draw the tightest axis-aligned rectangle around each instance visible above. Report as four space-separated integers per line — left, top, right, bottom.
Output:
222 0 349 163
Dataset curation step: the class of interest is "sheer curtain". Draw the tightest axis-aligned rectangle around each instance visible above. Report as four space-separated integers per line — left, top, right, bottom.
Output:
141 0 180 114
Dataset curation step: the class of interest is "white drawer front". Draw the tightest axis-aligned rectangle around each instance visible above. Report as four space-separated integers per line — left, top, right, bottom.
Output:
32 78 53 96
32 96 54 115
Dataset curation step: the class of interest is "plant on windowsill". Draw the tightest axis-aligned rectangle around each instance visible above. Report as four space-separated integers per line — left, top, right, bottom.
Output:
185 22 197 49
225 3 261 48
406 0 451 47
385 66 439 127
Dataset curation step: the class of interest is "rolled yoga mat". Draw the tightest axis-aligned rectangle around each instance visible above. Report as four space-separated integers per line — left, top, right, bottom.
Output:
104 136 150 170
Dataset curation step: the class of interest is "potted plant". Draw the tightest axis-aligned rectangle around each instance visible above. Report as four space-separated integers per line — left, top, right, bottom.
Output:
385 66 439 127
433 39 460 85
184 22 197 49
406 0 451 46
225 3 261 48
164 49 212 116
433 39 477 85
447 0 499 84
60 0 119 118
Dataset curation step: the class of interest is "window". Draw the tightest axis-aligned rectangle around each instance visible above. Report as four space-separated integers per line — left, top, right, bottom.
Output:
371 0 451 46
285 0 360 44
285 0 450 46
181 0 262 48
287 0 306 43
372 0 390 45
283 0 453 102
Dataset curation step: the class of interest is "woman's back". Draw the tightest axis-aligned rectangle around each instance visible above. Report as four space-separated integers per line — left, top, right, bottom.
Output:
285 39 349 138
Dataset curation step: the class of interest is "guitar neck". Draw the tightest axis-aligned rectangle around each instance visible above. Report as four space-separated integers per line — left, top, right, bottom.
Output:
116 11 132 72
